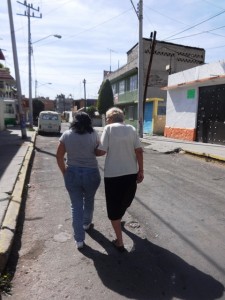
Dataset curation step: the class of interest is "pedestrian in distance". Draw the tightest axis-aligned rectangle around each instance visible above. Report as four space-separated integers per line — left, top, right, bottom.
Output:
96 107 144 252
56 112 101 250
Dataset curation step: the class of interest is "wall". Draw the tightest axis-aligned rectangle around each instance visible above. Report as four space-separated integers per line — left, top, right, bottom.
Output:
143 39 205 105
153 115 166 135
165 86 199 140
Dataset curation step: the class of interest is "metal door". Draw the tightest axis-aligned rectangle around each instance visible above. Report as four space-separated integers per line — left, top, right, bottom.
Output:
197 84 225 145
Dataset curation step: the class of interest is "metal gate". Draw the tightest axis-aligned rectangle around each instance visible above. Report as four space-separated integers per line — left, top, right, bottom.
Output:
196 84 225 145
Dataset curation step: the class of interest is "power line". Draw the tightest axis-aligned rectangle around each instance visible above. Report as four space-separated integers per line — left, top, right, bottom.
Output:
168 24 225 41
164 8 225 40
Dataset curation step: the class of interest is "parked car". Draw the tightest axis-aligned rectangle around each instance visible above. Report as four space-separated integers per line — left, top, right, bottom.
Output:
38 111 61 135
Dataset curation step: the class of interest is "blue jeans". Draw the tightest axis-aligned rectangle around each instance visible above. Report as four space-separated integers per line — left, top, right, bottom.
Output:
64 166 101 242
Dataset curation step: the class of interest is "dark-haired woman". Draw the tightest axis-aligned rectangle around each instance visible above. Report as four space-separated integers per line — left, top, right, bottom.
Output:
56 112 101 249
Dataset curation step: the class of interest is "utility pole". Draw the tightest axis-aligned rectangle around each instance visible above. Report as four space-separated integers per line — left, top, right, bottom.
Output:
17 1 42 129
35 79 38 98
143 31 157 116
138 0 143 138
130 0 143 137
7 0 27 139
83 79 87 111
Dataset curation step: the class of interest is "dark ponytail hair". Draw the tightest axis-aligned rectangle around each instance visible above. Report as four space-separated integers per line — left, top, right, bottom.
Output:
70 112 93 134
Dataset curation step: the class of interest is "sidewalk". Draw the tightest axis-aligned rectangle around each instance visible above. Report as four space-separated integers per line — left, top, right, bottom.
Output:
0 125 225 273
0 126 36 273
96 126 225 161
141 135 225 161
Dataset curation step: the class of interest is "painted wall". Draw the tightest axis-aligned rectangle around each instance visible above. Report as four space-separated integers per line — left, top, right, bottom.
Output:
153 115 166 135
166 88 198 128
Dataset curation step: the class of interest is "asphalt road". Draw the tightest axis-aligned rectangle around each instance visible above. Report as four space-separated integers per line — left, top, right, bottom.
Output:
2 124 225 299
129 148 225 287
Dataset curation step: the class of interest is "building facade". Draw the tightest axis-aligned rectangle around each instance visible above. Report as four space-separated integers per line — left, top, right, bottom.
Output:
0 67 17 130
163 60 225 145
104 38 205 134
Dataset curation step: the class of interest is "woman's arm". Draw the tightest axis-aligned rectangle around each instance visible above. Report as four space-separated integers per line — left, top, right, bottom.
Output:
135 147 144 183
56 142 67 175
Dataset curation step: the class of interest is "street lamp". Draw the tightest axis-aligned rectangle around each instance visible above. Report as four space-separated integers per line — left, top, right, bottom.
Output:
32 34 62 44
28 34 62 128
35 80 52 98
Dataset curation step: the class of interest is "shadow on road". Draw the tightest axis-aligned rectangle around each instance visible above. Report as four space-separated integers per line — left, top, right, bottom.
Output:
0 127 32 179
82 225 224 300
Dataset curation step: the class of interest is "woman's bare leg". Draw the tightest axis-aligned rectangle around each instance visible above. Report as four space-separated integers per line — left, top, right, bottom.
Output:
111 219 124 246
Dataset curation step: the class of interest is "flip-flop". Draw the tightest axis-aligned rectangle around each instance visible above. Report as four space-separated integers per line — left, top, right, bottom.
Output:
112 239 126 253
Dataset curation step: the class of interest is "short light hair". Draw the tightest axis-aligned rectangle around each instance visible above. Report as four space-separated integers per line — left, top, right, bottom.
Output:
106 107 124 123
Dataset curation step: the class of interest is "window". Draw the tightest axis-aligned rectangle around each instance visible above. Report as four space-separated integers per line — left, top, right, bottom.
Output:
0 81 4 89
128 106 134 120
41 114 58 120
119 80 125 94
126 78 130 91
157 106 166 115
112 84 116 95
112 83 119 95
130 74 138 91
5 104 14 114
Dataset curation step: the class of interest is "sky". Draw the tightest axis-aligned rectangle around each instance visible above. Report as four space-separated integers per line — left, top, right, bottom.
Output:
1 0 225 100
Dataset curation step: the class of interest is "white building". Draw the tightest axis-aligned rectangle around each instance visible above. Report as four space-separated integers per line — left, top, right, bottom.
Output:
163 60 225 145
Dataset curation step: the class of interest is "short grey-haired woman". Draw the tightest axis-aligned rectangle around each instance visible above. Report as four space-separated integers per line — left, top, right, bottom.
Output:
96 107 144 252
56 112 101 250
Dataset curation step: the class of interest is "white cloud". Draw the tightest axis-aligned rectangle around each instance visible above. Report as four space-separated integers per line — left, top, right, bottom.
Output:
1 0 225 100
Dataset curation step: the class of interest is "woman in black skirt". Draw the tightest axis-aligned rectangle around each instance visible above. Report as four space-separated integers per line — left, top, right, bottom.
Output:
96 107 144 252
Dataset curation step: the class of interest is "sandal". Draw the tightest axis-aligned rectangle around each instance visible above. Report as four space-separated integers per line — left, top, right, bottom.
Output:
112 239 126 253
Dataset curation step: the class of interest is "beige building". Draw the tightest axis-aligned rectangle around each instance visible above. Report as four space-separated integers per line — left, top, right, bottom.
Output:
104 38 205 135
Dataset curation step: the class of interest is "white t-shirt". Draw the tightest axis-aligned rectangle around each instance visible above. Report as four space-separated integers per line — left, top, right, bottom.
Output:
98 123 142 177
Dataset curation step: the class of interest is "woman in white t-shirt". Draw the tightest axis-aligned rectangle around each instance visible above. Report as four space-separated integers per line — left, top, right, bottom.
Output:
96 107 144 252
56 112 101 250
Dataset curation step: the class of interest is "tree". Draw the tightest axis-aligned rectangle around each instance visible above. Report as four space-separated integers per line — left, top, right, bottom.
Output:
33 99 45 124
97 79 114 115
86 105 97 119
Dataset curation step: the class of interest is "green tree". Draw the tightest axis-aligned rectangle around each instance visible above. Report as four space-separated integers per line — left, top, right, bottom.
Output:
97 79 114 115
86 105 97 119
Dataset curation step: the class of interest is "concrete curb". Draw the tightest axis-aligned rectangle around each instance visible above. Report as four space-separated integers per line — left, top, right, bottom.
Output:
0 131 36 274
184 150 225 162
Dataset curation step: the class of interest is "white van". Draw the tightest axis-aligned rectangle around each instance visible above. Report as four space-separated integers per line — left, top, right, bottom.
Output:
38 111 61 134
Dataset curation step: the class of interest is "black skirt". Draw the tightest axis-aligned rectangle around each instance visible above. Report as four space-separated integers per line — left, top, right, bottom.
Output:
104 174 137 220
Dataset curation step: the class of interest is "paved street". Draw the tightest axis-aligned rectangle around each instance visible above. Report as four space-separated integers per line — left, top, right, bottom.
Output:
1 124 224 299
